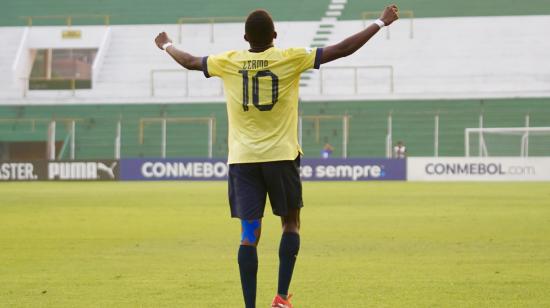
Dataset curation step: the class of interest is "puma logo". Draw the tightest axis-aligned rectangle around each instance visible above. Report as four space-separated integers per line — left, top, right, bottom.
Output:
97 162 117 179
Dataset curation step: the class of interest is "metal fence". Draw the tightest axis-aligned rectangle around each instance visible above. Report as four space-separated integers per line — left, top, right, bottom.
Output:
1 105 549 161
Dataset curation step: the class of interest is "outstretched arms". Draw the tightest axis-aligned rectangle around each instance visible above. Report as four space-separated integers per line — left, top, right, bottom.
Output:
154 32 203 71
320 5 399 64
155 5 397 69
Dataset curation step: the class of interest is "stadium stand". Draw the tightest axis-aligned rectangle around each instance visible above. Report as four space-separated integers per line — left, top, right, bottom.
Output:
301 16 550 97
94 22 319 101
1 15 549 103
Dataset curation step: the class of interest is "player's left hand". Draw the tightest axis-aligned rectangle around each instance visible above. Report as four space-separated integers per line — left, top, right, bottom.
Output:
380 4 399 26
155 32 172 50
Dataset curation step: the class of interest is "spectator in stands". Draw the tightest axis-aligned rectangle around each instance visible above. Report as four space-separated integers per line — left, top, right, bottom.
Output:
393 140 407 158
321 143 334 159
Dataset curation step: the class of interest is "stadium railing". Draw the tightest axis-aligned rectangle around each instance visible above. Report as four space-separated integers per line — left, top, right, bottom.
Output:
319 65 394 94
299 115 351 158
139 117 217 158
177 16 246 43
20 14 111 27
0 118 82 160
2 102 544 159
362 10 414 39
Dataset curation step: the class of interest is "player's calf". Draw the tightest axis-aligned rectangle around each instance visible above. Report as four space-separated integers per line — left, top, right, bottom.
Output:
278 209 301 300
238 219 262 308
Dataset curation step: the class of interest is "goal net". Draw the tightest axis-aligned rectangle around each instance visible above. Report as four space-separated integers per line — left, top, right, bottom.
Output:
465 127 550 157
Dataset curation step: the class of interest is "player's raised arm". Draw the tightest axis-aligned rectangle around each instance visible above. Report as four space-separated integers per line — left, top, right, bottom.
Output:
154 32 203 71
320 4 399 64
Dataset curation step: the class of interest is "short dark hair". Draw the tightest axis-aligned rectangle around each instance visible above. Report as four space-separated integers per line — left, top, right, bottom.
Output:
245 9 275 45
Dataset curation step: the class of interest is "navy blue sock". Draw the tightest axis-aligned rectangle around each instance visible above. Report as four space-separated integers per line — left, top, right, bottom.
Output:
277 232 300 296
238 245 258 308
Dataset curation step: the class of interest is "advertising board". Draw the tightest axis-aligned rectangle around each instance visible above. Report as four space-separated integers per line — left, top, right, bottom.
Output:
408 157 550 181
120 158 407 181
0 160 119 181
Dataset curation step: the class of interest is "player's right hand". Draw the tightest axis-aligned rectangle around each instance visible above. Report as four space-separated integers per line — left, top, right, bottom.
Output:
380 4 399 26
155 32 172 50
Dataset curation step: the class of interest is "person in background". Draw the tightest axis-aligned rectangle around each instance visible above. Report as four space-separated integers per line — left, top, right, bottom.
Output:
393 140 407 159
321 143 334 159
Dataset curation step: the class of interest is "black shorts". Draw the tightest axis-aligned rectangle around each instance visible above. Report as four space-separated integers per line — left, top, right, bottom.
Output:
228 156 303 220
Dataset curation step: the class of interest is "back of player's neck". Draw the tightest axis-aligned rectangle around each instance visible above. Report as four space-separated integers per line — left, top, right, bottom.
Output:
249 44 274 53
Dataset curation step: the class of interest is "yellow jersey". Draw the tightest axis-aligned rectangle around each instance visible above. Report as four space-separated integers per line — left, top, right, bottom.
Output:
203 47 323 164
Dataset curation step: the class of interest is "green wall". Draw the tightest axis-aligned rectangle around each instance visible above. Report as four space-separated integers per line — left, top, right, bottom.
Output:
1 98 549 159
341 0 550 19
3 0 549 27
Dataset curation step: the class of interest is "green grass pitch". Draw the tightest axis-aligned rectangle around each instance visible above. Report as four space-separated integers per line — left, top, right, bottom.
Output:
1 182 549 307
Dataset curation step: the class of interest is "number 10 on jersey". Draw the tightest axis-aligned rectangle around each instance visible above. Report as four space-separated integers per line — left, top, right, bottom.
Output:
238 70 279 112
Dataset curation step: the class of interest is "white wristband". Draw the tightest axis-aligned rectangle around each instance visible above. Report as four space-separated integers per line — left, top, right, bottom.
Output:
162 42 173 50
374 19 385 28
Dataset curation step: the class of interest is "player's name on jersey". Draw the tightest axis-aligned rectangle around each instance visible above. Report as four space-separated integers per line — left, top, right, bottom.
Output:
242 60 269 70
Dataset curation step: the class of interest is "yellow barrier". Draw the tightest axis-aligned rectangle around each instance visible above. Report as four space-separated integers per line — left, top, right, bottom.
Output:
21 14 111 27
362 10 414 39
177 16 245 43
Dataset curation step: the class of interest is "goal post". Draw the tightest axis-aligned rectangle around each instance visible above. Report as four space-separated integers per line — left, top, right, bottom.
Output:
465 127 550 157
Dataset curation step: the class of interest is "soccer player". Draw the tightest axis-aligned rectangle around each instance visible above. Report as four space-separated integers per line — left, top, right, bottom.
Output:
155 5 399 307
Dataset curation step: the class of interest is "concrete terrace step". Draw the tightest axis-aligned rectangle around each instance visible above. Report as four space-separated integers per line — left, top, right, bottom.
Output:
0 16 549 103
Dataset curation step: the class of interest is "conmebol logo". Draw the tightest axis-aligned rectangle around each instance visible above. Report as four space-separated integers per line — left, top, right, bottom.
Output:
425 162 536 176
407 157 549 182
426 163 505 175
141 161 228 179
